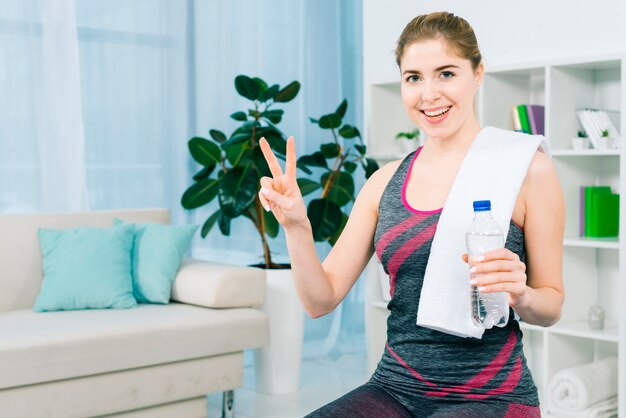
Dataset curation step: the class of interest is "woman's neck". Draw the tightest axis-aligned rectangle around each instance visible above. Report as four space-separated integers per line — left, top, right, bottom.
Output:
422 118 481 158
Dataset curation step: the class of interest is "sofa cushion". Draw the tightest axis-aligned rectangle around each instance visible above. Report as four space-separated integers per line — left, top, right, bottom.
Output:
114 219 198 304
0 303 268 389
171 259 266 308
33 224 137 312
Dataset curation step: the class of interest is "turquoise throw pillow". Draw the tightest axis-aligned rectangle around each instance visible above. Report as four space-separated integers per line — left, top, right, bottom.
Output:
34 224 137 312
114 219 197 304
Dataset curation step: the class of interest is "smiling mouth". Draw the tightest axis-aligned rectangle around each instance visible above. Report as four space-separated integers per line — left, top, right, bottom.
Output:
422 106 451 117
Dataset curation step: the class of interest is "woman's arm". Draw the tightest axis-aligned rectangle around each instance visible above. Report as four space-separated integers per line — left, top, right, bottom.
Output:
258 137 395 318
466 151 565 326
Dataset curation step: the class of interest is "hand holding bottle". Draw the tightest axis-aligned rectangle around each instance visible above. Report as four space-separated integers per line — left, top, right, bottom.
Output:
462 248 530 310
258 136 309 229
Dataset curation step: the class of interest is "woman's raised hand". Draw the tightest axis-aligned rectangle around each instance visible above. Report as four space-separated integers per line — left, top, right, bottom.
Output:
258 136 308 228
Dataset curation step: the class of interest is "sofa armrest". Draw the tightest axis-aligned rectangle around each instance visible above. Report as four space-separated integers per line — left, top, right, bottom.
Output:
171 258 266 308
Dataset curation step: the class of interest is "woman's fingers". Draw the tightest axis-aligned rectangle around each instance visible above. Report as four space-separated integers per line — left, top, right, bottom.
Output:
260 185 291 209
258 177 274 211
259 137 284 178
285 136 297 179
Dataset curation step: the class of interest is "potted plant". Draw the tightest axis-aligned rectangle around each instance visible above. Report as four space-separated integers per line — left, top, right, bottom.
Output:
572 130 588 150
296 99 380 246
181 74 299 269
597 129 610 150
395 128 421 153
181 75 305 395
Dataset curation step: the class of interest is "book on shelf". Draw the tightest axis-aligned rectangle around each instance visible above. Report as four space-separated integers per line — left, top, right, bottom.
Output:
576 109 621 150
517 105 531 134
526 105 545 136
511 106 522 132
511 104 545 135
580 186 620 237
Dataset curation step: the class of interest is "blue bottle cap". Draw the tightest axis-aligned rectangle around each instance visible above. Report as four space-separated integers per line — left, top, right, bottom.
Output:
473 200 491 211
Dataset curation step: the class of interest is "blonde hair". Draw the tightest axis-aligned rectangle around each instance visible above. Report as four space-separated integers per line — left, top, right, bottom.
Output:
395 12 482 70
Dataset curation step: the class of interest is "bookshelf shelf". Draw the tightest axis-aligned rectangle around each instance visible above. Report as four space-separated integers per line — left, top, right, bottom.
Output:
563 236 620 249
551 321 619 342
551 149 621 157
519 321 619 342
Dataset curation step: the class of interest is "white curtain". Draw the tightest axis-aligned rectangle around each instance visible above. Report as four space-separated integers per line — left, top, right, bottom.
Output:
0 0 365 357
190 0 365 357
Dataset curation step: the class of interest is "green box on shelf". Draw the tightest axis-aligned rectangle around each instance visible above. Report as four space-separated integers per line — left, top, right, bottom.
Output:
587 193 620 238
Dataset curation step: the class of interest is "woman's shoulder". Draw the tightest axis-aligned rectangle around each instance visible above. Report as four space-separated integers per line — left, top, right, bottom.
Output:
357 157 405 209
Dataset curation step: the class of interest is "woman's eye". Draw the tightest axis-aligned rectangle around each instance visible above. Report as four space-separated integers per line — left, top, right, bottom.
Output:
441 71 455 79
406 75 420 83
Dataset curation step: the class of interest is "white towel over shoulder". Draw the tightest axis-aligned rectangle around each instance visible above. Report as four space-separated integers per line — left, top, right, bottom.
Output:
416 126 543 339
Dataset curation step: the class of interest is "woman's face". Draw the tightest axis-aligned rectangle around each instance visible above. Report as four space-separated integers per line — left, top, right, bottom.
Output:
399 38 483 141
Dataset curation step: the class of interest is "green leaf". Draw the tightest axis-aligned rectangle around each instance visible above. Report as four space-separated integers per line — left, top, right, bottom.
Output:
260 84 280 102
338 124 359 139
309 117 319 124
355 144 366 155
218 165 259 218
297 178 322 196
209 129 227 143
364 158 380 179
328 212 349 246
264 209 279 238
335 99 348 119
319 113 342 129
218 212 231 236
296 162 312 175
222 131 251 149
273 81 301 103
229 146 253 168
343 161 357 174
252 146 272 178
252 77 268 95
298 152 328 169
262 128 287 156
234 75 260 101
188 137 221 166
322 171 354 207
230 111 248 121
192 164 215 181
308 198 343 242
200 210 221 238
261 109 284 124
320 143 340 159
181 178 219 209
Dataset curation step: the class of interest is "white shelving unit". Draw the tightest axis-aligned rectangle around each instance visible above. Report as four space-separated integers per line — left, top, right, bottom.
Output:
364 54 626 413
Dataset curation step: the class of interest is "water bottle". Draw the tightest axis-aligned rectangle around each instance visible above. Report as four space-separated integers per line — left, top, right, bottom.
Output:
466 200 509 329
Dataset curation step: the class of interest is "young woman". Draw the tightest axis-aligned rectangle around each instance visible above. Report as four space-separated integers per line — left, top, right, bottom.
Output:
258 12 564 417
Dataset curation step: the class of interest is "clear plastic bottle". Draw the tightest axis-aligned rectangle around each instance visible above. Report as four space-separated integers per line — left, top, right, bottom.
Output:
465 200 509 329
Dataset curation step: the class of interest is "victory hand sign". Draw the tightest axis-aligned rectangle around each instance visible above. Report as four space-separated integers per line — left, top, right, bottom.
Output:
258 136 308 229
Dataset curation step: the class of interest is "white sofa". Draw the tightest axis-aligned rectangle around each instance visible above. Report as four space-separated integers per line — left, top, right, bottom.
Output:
0 208 269 418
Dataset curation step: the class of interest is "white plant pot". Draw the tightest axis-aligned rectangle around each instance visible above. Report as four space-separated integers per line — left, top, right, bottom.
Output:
254 268 305 394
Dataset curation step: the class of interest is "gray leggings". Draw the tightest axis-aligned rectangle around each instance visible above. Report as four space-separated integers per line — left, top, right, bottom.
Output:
304 381 540 418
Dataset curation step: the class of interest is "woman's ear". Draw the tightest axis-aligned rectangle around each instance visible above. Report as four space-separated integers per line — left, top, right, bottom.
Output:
474 62 484 88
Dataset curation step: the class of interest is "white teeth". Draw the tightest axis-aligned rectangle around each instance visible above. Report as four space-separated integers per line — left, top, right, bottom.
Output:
424 107 450 117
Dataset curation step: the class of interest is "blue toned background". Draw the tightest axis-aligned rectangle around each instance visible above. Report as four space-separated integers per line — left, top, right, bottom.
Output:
0 0 365 359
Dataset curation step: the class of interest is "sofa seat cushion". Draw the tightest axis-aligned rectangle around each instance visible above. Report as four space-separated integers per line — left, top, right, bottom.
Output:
0 303 268 389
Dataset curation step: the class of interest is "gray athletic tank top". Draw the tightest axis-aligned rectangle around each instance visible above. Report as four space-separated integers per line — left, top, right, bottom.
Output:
371 148 539 410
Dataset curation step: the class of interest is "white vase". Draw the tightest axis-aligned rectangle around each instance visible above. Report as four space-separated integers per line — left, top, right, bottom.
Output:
254 268 305 394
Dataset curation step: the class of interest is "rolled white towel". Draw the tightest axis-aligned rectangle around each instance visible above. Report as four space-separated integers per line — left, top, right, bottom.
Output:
548 357 618 412
585 396 618 418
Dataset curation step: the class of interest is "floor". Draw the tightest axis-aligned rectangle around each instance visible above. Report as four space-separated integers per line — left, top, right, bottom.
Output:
207 352 369 418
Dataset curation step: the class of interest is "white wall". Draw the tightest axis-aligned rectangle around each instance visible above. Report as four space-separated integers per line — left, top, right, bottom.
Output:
363 0 626 86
